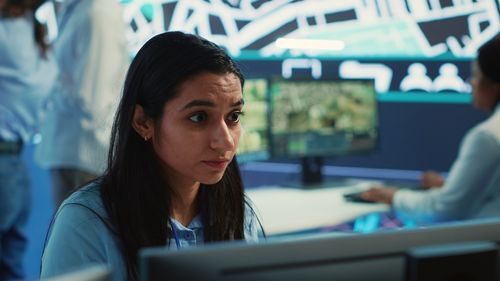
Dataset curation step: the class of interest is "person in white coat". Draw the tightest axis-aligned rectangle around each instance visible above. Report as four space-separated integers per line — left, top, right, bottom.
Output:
35 0 129 209
361 35 500 223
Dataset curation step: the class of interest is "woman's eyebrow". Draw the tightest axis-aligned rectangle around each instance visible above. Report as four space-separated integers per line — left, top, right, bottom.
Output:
182 98 244 110
183 99 214 110
233 99 245 107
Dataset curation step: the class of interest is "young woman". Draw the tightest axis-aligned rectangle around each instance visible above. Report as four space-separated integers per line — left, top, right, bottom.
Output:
361 35 500 222
41 31 264 281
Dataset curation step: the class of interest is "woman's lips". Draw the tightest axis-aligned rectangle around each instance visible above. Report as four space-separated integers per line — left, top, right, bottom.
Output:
202 160 229 169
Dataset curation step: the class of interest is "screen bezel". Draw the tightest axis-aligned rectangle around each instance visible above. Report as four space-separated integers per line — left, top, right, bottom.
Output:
139 218 500 281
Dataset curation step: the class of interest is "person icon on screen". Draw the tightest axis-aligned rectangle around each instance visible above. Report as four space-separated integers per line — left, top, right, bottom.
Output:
432 63 466 92
400 63 433 92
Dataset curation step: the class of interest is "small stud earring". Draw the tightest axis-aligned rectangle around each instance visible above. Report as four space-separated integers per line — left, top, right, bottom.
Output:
144 135 149 141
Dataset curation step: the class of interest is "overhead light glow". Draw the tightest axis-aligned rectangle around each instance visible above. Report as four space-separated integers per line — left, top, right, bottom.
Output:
275 38 345 51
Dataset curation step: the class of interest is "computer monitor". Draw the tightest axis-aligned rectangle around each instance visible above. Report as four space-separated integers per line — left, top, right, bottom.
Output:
236 78 270 163
139 218 500 281
268 78 379 185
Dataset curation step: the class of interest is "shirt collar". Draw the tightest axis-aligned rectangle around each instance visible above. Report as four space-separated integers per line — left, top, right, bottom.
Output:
169 214 203 231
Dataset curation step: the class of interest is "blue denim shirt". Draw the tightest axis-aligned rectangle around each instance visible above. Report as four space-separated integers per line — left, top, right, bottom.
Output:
0 12 57 142
40 182 264 280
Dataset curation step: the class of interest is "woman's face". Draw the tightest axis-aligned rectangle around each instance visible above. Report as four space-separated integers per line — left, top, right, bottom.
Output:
152 72 243 187
470 60 499 112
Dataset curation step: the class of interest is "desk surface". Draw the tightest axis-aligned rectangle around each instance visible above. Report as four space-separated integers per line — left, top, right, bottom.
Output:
246 181 390 235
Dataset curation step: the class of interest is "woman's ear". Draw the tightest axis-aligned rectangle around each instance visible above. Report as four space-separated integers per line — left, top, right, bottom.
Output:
132 105 154 141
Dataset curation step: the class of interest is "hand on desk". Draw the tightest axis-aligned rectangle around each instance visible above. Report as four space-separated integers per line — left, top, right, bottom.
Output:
420 170 444 189
357 172 444 205
360 186 397 205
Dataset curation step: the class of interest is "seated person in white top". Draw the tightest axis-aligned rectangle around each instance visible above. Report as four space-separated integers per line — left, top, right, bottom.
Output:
40 31 264 281
361 35 500 223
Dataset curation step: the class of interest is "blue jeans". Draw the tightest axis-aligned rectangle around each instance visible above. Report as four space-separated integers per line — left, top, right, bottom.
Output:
0 154 30 280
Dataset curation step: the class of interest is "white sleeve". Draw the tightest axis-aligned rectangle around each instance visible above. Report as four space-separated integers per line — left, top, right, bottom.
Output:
393 127 500 222
78 2 129 145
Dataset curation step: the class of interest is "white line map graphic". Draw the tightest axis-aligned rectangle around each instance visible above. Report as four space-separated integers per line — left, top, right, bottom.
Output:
121 0 500 58
36 0 497 94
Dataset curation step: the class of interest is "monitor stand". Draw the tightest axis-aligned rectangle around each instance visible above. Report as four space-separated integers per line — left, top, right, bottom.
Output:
296 156 352 189
301 156 323 186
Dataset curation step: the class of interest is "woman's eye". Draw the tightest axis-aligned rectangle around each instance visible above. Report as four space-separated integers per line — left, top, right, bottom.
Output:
189 113 207 123
228 111 244 123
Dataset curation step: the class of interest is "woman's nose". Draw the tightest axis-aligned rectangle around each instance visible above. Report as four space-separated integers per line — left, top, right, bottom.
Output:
210 120 235 152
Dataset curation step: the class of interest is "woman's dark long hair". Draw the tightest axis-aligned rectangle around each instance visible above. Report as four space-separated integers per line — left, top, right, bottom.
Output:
100 31 246 280
0 0 49 56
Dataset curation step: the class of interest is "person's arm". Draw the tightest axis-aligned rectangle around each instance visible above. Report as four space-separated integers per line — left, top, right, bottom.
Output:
40 203 112 278
361 185 397 204
392 128 500 222
419 170 445 189
361 171 445 204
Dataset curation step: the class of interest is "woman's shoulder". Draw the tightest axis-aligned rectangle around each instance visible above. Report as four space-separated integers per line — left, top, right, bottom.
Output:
467 112 500 148
63 180 103 206
481 109 500 137
244 198 266 241
42 181 122 279
57 180 111 226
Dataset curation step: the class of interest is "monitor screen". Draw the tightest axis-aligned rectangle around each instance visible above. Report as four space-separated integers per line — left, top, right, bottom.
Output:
236 78 270 163
268 78 378 185
139 218 500 281
269 78 378 158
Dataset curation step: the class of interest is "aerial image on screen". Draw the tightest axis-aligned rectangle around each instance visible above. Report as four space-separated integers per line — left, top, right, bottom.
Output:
237 78 269 163
270 79 378 158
